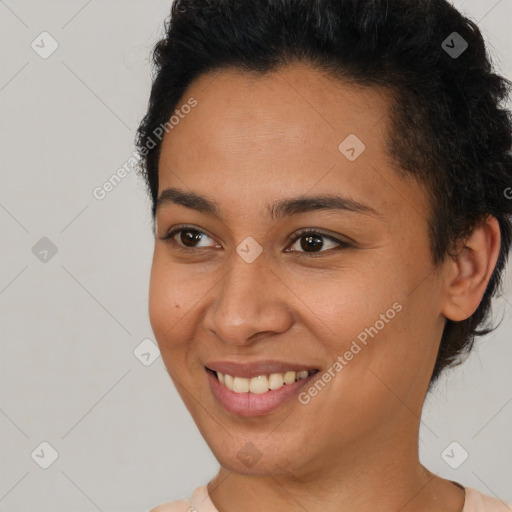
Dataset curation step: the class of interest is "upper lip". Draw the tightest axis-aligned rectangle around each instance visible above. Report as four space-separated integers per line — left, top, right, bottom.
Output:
205 360 320 378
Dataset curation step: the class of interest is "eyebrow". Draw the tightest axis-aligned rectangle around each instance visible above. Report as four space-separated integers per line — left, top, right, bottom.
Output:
155 187 379 220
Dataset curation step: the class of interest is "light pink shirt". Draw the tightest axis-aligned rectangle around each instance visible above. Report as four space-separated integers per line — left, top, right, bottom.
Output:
148 483 512 512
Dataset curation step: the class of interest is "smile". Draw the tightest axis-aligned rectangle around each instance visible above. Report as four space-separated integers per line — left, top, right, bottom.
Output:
212 369 319 393
205 364 321 416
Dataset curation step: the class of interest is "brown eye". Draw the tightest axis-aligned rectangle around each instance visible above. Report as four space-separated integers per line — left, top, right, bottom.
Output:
161 226 218 250
286 230 350 254
176 229 207 247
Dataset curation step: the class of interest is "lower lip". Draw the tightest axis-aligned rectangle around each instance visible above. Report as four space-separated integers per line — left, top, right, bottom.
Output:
206 368 318 416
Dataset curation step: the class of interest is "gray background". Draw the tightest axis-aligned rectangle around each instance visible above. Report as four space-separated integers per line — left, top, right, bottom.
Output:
0 0 511 510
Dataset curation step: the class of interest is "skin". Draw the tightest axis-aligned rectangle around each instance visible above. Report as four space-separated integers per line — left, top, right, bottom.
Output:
148 62 501 512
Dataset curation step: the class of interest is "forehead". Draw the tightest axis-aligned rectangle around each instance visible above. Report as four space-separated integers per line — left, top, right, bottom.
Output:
157 62 428 225
163 62 392 151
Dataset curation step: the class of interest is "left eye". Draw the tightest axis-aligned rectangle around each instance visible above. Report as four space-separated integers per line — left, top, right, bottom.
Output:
287 230 349 253
161 227 349 254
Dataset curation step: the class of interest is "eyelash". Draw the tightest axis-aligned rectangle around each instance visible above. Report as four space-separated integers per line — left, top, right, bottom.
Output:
159 224 351 256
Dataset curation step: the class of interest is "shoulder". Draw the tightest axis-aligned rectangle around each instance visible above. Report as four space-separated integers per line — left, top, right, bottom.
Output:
146 498 190 512
464 487 511 512
147 486 215 512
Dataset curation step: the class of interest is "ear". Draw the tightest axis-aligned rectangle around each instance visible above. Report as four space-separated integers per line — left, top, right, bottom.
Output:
441 215 501 322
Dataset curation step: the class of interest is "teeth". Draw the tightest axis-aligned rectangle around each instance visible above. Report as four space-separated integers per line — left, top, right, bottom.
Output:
233 377 249 393
268 373 284 390
284 371 296 385
213 369 315 393
249 375 269 394
223 373 234 391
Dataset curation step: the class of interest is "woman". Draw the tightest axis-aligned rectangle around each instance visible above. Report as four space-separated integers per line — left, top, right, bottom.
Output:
136 0 512 510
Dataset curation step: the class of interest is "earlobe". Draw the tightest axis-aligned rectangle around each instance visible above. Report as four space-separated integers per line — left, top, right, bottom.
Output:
441 215 501 322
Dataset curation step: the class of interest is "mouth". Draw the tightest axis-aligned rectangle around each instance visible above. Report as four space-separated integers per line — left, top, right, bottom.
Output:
205 367 320 393
204 362 321 416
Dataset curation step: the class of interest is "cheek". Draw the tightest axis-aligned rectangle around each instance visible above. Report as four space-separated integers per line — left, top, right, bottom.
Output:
289 265 399 347
325 293 439 431
148 252 189 351
148 249 218 367
297 261 423 394
148 258 194 390
148 258 167 340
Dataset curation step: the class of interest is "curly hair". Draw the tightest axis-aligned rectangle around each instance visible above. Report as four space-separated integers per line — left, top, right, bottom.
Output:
135 0 512 388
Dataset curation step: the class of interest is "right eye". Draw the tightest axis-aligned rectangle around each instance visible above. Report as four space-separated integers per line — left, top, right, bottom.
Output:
160 225 221 251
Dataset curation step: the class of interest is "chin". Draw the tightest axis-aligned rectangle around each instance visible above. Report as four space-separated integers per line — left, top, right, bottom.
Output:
207 435 306 477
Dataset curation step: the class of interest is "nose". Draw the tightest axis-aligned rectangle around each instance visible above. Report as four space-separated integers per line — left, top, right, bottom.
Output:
202 250 293 347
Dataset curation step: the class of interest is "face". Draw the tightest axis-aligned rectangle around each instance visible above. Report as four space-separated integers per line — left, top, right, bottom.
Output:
148 62 447 479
